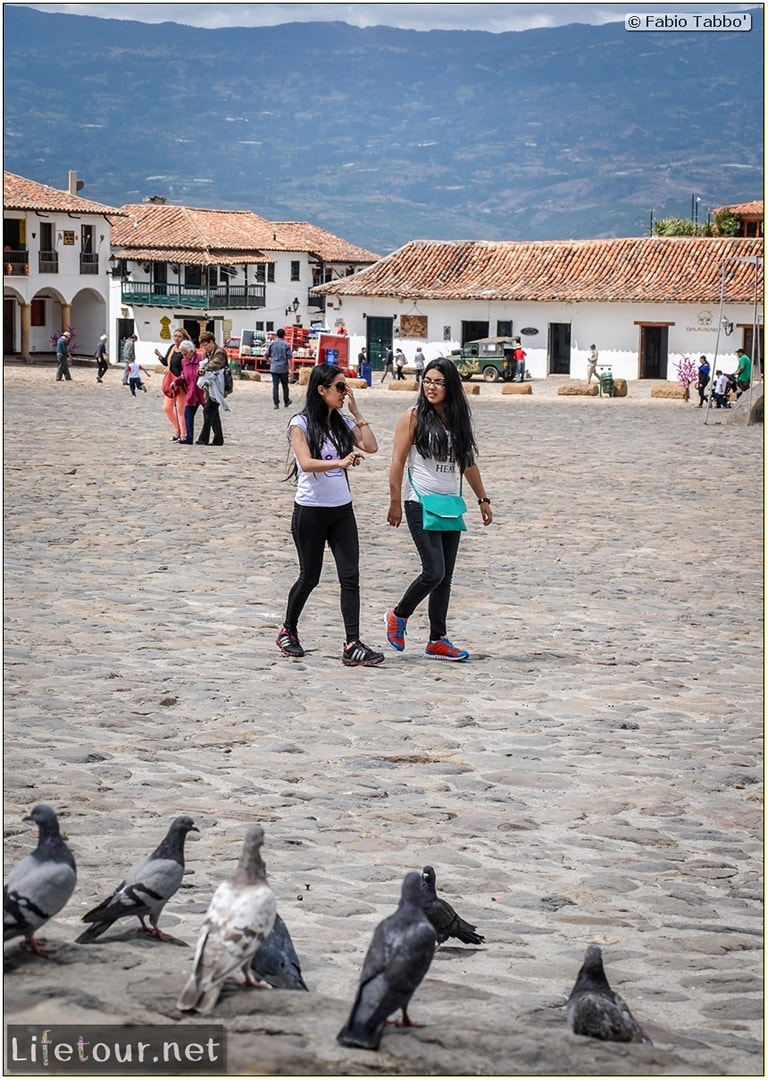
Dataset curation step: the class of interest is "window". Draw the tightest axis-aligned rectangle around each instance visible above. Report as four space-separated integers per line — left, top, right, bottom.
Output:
184 265 202 288
81 224 94 253
290 260 300 282
267 264 275 283
255 265 265 283
40 222 54 253
206 266 218 288
31 298 45 326
497 320 513 337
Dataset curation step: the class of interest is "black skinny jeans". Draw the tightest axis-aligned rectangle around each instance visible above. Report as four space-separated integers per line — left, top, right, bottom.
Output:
284 502 361 643
393 500 462 641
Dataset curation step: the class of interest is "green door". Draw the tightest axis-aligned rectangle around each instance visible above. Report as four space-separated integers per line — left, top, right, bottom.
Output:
366 317 393 371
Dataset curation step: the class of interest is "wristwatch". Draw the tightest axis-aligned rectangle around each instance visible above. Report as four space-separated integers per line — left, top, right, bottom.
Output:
478 498 491 505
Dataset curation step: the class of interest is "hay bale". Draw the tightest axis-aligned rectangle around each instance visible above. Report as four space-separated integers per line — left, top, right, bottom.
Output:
501 383 533 395
388 380 419 391
651 384 688 399
298 367 312 385
612 379 628 397
241 370 260 382
463 383 481 395
346 378 368 389
557 383 599 396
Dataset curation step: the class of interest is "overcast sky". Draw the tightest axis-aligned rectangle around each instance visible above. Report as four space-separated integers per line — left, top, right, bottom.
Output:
14 1 758 32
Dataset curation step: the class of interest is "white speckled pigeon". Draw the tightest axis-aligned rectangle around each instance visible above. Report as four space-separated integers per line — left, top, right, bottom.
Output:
419 865 484 946
177 825 276 1014
337 871 436 1051
566 945 653 1044
4 804 77 955
250 912 308 991
76 815 198 944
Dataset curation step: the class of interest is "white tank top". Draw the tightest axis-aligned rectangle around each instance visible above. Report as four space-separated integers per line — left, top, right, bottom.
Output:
405 445 460 501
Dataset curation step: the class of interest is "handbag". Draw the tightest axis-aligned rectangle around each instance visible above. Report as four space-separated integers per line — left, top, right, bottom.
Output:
161 370 175 398
408 469 467 532
222 366 234 396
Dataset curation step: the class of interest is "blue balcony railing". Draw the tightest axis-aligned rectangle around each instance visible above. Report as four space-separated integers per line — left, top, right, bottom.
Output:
121 281 266 309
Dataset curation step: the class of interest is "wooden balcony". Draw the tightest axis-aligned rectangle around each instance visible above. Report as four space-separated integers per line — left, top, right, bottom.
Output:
4 249 29 275
308 289 326 311
80 253 99 274
39 250 59 273
121 281 266 309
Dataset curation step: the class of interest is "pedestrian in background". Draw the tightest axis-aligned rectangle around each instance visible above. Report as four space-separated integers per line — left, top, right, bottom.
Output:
156 327 191 441
95 335 109 383
586 344 599 384
413 347 425 384
696 355 711 408
196 331 228 445
56 330 72 381
395 348 407 380
267 327 293 410
380 346 395 383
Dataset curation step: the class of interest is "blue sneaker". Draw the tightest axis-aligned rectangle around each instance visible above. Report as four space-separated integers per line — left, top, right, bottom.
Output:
385 609 408 652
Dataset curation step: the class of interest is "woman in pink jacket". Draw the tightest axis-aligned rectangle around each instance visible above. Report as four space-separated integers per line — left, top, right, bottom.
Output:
177 340 205 444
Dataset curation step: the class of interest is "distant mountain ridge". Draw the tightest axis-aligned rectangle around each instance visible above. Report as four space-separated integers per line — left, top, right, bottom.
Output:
3 5 763 252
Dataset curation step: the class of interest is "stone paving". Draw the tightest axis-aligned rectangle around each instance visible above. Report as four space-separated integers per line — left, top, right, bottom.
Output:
3 364 763 1076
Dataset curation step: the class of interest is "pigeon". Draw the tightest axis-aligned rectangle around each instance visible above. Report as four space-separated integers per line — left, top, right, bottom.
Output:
4 803 77 955
419 865 484 947
76 815 198 944
250 913 308 991
337 871 436 1051
177 824 277 1014
566 945 653 1044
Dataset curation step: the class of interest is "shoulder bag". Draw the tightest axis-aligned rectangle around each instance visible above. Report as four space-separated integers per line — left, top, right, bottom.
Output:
408 469 467 532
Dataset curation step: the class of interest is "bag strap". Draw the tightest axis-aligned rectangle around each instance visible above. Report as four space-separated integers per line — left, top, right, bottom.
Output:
407 467 462 497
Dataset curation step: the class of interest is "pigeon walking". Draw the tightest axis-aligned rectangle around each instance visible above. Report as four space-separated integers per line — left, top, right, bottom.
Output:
250 913 308 991
337 871 436 1051
419 865 484 947
4 804 77 955
76 815 198 944
566 945 652 1044
177 825 276 1014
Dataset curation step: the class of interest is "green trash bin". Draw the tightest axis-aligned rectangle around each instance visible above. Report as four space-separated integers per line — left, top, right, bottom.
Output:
598 371 614 397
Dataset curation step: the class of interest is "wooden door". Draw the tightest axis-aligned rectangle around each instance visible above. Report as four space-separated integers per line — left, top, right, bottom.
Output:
639 325 668 379
366 316 392 371
547 323 571 374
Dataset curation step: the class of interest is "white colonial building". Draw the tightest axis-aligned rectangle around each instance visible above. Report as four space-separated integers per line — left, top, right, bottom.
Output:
316 236 764 380
3 171 124 360
109 201 378 362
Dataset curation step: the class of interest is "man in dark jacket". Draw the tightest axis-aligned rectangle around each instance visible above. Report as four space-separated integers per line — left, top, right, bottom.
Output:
266 327 293 409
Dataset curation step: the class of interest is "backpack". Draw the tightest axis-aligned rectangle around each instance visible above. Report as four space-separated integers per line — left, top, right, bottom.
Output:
222 366 234 396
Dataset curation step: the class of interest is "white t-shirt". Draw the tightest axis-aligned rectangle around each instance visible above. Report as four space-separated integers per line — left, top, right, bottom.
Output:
289 413 356 507
405 445 460 502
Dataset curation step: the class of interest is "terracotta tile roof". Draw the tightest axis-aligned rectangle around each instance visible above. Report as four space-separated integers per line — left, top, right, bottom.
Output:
3 171 124 216
110 247 268 267
269 221 379 263
713 200 763 217
112 204 275 255
317 237 764 304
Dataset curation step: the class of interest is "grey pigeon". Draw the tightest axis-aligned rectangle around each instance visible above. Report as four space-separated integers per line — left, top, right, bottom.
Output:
76 815 198 944
566 945 652 1044
337 871 436 1051
250 913 308 990
419 865 484 946
177 824 276 1014
4 804 77 955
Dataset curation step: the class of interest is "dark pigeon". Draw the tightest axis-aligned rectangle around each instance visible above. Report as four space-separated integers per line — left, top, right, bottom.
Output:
337 871 436 1051
76 815 198 944
177 825 277 1014
250 913 308 991
4 804 77 955
419 865 484 947
566 945 653 1044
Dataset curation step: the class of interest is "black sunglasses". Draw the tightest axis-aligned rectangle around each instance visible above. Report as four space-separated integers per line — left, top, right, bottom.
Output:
332 382 347 392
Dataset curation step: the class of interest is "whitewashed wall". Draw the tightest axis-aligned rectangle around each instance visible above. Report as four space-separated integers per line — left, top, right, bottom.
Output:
336 297 752 380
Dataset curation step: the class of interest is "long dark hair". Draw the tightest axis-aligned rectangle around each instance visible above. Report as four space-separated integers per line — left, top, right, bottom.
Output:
286 364 354 481
414 357 477 471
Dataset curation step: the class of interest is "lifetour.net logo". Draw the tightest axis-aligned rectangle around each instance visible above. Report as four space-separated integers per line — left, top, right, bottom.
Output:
6 1026 226 1076
625 12 752 30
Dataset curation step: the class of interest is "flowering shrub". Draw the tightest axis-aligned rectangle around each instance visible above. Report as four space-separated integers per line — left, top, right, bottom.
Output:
674 354 698 387
50 325 77 352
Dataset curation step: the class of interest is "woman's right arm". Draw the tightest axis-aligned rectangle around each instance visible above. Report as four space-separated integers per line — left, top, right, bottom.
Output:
289 425 360 474
387 409 416 527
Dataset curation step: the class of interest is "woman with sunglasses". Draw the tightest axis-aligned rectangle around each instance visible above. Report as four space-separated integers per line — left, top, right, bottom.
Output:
385 357 492 661
277 364 385 668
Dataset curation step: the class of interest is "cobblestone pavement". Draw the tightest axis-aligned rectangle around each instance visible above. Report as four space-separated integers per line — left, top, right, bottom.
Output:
3 364 763 1076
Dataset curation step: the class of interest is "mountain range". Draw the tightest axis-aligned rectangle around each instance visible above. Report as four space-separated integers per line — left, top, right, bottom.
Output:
3 5 763 253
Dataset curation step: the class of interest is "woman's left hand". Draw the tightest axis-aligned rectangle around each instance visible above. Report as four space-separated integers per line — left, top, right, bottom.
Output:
480 503 493 526
345 385 358 412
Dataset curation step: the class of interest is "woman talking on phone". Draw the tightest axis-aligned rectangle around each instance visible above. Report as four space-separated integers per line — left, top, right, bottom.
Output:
276 364 385 668
385 357 492 661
